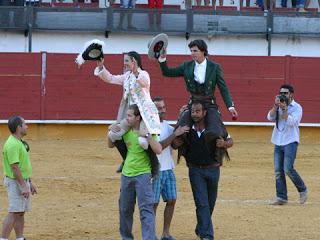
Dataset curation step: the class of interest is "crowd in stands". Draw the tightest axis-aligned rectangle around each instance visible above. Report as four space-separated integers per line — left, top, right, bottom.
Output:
0 0 319 12
111 0 319 11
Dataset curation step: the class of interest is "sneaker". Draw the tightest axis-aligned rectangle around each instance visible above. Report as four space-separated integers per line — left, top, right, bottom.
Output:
138 137 149 150
269 198 288 205
299 190 308 204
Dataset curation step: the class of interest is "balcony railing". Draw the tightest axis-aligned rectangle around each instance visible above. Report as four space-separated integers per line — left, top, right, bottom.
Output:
0 6 320 54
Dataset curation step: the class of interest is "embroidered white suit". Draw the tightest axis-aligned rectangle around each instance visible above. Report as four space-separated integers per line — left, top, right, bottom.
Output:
94 66 161 135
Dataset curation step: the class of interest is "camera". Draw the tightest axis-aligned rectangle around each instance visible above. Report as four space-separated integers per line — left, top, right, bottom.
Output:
278 95 289 106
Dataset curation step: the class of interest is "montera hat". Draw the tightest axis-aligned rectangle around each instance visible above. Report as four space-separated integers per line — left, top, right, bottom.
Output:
148 33 168 60
75 39 105 66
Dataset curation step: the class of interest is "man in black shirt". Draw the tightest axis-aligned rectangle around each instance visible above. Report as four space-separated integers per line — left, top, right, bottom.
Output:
172 101 233 240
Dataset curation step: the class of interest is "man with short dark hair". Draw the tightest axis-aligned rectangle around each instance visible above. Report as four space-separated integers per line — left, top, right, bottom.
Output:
172 101 233 240
1 116 37 240
267 84 308 205
158 39 238 163
152 96 189 240
108 104 162 240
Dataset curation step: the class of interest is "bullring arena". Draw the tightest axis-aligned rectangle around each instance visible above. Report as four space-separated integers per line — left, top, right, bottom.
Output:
1 1 320 238
0 124 319 240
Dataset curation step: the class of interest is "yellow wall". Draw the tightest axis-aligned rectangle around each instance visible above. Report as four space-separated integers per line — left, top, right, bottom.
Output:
1 124 319 144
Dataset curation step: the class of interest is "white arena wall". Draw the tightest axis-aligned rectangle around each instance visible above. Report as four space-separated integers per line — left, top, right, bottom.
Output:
1 32 320 57
0 0 320 55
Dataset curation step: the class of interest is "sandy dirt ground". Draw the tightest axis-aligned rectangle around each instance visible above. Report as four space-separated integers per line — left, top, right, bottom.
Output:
0 126 319 240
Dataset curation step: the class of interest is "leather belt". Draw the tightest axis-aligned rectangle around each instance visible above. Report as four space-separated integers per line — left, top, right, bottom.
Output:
187 162 220 169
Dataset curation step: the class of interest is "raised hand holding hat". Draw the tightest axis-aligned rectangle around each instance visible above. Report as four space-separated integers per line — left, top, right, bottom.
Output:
75 39 105 66
147 33 168 60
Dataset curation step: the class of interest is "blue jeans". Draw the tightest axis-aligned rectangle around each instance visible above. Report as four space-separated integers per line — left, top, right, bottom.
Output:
274 142 307 201
121 0 136 8
281 0 304 7
188 166 220 240
119 173 155 240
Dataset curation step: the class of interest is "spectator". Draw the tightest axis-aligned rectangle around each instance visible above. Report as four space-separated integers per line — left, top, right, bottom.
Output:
240 0 250 8
211 0 223 8
280 0 306 12
117 0 137 30
267 84 308 205
256 0 275 11
1 116 37 240
182 0 192 9
24 0 40 28
25 0 40 6
195 0 210 6
281 0 296 8
148 0 163 30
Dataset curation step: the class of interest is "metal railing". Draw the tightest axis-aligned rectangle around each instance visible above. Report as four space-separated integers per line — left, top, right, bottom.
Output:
0 6 320 54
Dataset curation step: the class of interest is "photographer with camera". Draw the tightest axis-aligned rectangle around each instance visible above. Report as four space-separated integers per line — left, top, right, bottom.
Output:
267 84 308 205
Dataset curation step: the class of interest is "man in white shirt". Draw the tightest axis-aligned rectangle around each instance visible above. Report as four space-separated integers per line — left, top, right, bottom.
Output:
152 97 189 240
267 84 308 205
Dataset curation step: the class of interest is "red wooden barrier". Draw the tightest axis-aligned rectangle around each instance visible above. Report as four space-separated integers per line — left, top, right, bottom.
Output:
0 53 319 123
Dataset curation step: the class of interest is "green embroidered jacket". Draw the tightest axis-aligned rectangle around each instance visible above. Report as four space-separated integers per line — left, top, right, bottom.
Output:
159 59 234 108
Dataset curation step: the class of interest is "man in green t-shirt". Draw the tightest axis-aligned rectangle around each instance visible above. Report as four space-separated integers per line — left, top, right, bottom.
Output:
108 104 162 240
1 116 37 240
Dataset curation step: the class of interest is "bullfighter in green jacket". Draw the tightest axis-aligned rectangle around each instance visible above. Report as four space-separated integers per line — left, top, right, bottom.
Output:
158 39 238 162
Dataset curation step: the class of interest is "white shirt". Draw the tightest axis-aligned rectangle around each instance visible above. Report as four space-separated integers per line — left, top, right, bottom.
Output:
159 57 207 84
267 100 302 146
157 121 175 171
192 125 205 138
192 125 231 139
194 58 207 84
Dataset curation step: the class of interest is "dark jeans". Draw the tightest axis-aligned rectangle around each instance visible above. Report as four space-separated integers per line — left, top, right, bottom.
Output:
281 0 297 7
188 166 220 240
274 142 307 200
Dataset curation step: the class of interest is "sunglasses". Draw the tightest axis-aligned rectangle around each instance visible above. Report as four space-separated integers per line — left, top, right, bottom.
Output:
21 140 30 152
279 92 289 95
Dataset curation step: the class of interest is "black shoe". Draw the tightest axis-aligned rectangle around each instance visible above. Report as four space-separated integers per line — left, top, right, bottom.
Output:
116 162 124 173
145 147 159 179
113 140 127 161
113 140 127 173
